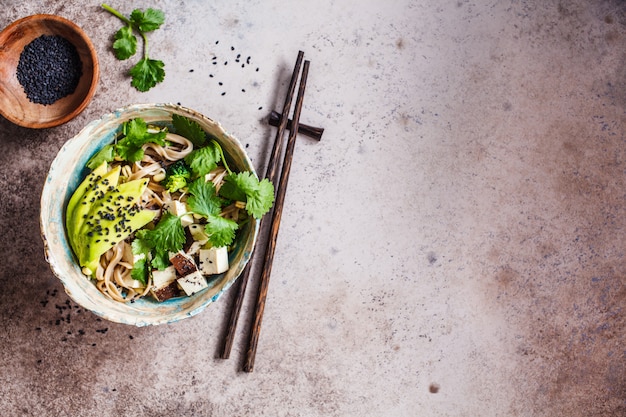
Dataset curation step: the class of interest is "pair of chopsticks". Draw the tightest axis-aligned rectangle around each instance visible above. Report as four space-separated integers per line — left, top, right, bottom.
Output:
220 50 315 372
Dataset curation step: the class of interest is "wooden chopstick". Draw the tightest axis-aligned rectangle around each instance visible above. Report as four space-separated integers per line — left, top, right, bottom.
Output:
220 51 305 360
244 60 311 372
268 110 324 141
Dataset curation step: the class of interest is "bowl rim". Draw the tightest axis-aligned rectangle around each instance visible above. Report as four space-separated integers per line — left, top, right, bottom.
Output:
0 14 100 128
40 103 261 326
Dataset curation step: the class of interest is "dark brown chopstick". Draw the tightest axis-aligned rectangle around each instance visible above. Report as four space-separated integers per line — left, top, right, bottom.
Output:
268 110 324 141
244 60 310 372
220 51 305 360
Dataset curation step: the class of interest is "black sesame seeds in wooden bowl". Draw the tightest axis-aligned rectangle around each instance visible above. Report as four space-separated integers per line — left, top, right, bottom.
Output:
0 14 99 129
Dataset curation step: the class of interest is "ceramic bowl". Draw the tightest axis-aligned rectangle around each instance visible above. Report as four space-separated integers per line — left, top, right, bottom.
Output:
40 103 260 326
0 14 99 128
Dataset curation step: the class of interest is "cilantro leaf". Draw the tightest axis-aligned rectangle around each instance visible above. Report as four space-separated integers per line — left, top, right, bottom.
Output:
184 142 221 177
246 178 275 219
130 238 152 284
151 251 171 270
130 257 148 285
130 58 165 92
130 8 165 32
116 118 167 162
205 214 239 247
172 114 206 147
220 172 275 219
219 171 255 201
187 178 223 217
86 144 115 170
136 212 185 256
112 26 137 60
131 237 152 257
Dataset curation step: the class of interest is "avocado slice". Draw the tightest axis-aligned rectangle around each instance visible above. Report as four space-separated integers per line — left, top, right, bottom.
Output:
77 178 156 274
66 162 108 229
67 166 121 257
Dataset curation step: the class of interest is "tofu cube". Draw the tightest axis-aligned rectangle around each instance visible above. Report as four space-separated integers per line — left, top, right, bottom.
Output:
152 265 177 289
177 271 208 296
168 200 194 227
150 265 179 301
169 251 197 276
198 247 229 275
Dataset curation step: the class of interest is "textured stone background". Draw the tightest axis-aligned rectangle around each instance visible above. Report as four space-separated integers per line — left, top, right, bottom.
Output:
0 0 625 416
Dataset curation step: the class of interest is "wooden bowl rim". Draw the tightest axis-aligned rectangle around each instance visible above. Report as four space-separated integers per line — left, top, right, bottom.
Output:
0 14 100 129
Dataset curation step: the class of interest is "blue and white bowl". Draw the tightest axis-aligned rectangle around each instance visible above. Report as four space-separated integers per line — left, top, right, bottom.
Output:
40 103 260 326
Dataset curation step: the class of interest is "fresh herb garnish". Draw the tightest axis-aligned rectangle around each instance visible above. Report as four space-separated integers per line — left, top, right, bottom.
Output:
204 215 239 248
86 118 166 168
184 141 222 177
172 114 207 147
187 178 223 218
220 172 275 219
102 4 166 92
135 212 186 269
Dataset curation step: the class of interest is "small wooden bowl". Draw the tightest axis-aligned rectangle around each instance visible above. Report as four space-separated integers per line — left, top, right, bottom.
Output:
0 14 99 129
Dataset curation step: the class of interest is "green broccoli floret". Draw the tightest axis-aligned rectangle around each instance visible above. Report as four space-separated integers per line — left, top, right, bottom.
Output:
162 160 191 193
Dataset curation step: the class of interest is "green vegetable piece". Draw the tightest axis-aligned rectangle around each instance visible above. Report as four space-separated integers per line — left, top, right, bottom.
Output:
68 165 122 258
184 141 221 177
77 178 155 274
112 26 137 60
162 160 191 193
130 57 165 92
130 257 148 285
245 178 275 219
130 8 165 32
86 145 116 170
116 118 166 162
102 4 166 92
205 214 239 248
66 162 108 233
219 172 275 219
135 212 186 268
172 114 206 147
187 178 223 218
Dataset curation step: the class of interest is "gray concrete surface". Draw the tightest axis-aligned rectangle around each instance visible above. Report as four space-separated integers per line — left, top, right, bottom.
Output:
0 0 625 416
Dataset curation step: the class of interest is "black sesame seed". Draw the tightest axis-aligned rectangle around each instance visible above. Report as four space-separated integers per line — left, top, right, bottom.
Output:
221 92 226 96
16 34 83 105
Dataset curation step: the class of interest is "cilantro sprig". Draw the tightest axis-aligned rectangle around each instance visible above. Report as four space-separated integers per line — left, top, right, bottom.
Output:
102 4 165 92
86 118 166 168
